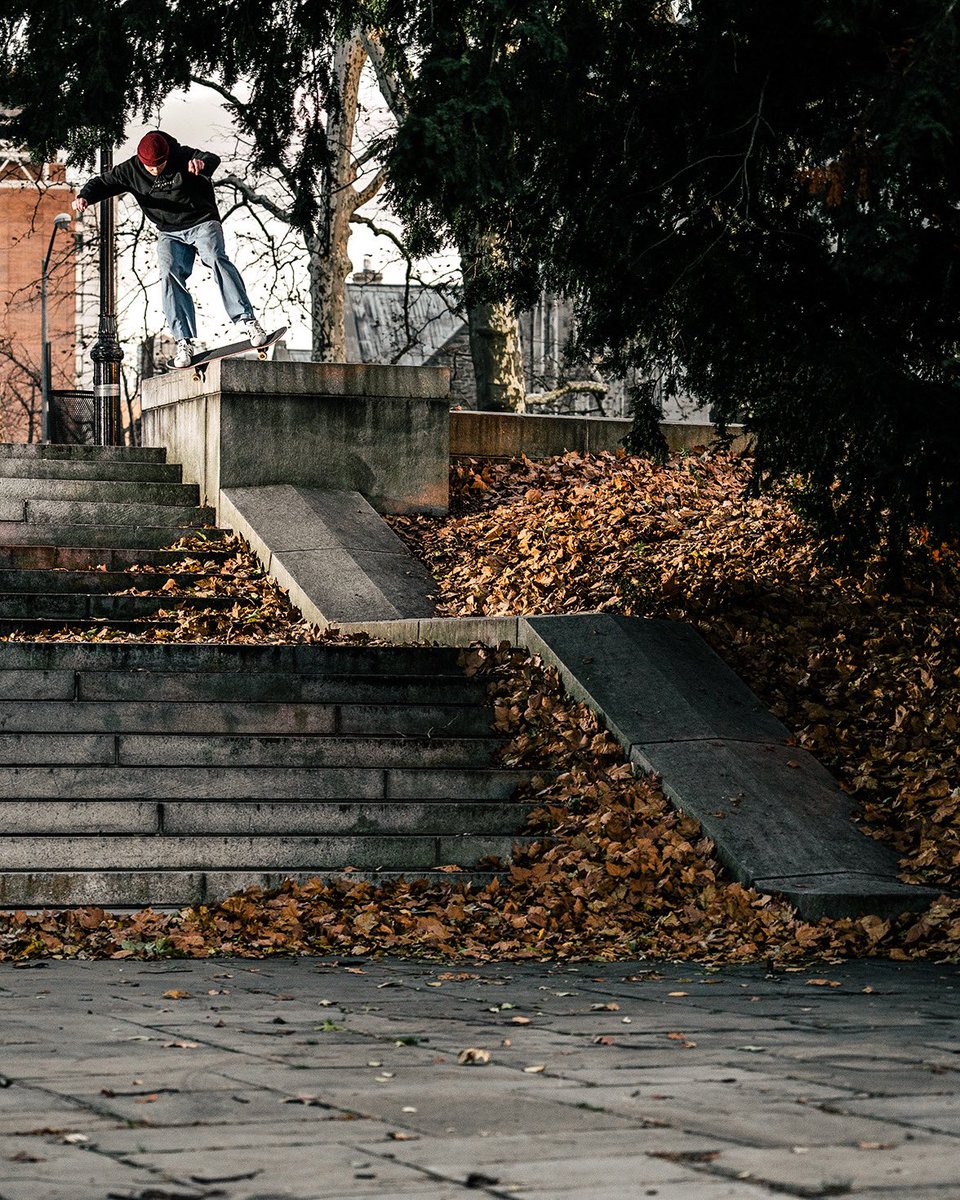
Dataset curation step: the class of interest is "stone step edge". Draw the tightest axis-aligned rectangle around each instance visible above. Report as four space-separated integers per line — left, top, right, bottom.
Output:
0 834 539 875
0 868 508 909
0 641 471 671
0 444 167 462
0 570 227 588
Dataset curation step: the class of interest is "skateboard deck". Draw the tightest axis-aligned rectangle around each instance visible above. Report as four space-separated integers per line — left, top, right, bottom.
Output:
175 326 288 379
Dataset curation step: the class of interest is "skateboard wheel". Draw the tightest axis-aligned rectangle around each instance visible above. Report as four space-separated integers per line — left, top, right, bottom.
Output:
192 371 201 382
258 350 267 360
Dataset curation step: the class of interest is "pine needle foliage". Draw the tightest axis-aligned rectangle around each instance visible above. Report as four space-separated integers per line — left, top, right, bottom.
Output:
382 0 960 561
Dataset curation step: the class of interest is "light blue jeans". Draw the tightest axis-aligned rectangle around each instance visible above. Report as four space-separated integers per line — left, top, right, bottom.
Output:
156 220 253 341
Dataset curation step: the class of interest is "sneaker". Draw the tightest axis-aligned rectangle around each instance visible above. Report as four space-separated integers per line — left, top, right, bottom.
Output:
174 338 193 368
242 317 269 348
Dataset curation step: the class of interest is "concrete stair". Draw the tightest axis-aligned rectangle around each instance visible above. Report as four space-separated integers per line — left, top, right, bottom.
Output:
0 642 536 907
0 442 231 634
0 443 228 553
0 444 538 906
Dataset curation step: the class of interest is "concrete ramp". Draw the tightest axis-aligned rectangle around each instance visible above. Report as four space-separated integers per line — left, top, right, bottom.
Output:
219 485 437 625
522 615 940 920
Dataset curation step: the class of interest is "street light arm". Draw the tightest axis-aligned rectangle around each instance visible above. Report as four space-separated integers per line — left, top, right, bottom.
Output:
42 214 72 274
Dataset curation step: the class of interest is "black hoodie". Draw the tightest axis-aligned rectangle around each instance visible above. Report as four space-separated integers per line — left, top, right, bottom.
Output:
77 133 222 233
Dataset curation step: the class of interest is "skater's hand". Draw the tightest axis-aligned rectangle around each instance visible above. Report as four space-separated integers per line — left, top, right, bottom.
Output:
72 197 88 213
187 158 206 175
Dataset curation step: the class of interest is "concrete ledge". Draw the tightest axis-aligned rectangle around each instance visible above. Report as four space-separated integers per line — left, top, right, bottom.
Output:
143 358 451 406
751 873 938 923
337 615 520 647
219 485 437 625
142 360 450 515
450 411 752 459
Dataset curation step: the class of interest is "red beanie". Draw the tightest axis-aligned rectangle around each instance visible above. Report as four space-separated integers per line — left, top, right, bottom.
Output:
137 131 169 166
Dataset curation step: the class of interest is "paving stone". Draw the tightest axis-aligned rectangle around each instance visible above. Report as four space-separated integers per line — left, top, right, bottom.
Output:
124 1142 435 1196
65 1085 356 1128
824 1092 960 1137
86 1116 398 1155
285 1079 638 1138
408 1150 699 1192
540 1083 922 1148
711 1135 960 1192
0 1139 163 1196
518 1186 768 1200
775 1060 959 1097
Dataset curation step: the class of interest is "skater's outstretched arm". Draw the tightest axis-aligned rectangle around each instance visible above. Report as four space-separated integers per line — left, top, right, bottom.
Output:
72 165 128 214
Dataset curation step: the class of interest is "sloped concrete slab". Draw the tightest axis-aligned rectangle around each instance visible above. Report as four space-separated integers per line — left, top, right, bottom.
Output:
521 613 937 919
752 872 939 922
632 739 901 880
220 484 436 624
522 613 788 745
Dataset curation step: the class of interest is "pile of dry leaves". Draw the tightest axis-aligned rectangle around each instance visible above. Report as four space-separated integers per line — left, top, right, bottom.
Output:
388 450 960 897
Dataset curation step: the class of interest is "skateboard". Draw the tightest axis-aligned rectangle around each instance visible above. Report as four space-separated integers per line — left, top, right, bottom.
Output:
175 326 288 380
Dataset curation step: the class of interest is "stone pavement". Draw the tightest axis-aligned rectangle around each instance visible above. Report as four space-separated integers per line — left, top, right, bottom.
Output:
0 958 957 1200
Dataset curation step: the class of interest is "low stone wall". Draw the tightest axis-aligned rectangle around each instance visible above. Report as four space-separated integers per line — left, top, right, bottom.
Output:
449 410 751 459
142 360 452 515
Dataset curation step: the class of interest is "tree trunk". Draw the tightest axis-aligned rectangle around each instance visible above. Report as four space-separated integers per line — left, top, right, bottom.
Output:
308 232 345 363
468 300 526 412
313 33 368 362
461 230 527 411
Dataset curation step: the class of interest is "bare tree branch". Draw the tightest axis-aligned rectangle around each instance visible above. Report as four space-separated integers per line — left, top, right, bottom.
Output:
524 381 609 406
215 173 294 224
360 29 408 119
351 167 386 213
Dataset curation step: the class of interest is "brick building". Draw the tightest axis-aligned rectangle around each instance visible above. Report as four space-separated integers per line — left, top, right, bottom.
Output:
0 146 78 442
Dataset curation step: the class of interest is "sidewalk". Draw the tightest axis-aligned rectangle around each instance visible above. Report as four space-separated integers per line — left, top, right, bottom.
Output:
0 957 957 1199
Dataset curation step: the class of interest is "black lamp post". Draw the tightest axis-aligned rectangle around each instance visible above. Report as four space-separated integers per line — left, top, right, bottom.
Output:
40 211 73 444
91 143 124 445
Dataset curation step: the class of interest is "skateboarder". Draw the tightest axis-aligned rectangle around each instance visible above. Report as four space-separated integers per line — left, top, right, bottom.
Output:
73 130 268 367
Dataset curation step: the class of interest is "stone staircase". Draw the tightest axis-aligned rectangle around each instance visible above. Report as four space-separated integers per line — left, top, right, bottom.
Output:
0 444 538 908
